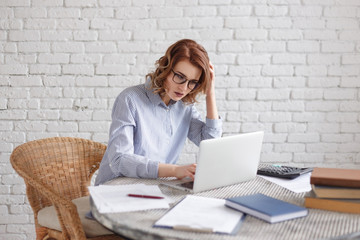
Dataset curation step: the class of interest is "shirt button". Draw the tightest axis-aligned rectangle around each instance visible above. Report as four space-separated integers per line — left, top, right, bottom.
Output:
109 163 112 167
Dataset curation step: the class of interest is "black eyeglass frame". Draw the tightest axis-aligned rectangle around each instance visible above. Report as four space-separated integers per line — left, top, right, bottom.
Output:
171 69 200 91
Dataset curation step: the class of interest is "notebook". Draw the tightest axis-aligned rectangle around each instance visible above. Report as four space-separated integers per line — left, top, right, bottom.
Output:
225 193 308 223
161 131 264 193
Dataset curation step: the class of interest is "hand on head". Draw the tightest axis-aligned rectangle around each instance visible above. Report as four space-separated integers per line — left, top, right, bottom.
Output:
206 61 216 97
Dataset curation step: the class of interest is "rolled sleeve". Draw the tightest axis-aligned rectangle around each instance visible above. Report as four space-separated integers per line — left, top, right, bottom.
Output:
205 116 222 129
188 106 223 146
111 153 159 179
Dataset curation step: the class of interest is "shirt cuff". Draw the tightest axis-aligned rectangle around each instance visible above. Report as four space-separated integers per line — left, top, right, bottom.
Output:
205 115 222 129
148 160 159 178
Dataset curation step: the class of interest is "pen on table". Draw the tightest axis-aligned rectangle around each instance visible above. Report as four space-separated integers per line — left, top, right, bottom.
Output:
127 194 164 199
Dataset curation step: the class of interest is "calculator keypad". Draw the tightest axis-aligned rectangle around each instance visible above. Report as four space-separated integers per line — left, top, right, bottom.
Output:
257 164 313 179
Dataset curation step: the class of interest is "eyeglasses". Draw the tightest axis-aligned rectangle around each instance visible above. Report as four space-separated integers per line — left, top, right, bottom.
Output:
171 69 199 91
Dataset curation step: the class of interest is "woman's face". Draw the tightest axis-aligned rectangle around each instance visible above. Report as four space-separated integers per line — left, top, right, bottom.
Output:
162 59 202 105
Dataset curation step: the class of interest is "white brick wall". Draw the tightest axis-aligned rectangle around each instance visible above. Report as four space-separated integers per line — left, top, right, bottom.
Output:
1 0 360 238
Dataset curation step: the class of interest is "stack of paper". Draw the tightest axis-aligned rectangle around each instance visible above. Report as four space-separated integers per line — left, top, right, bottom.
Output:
88 184 170 213
259 172 312 193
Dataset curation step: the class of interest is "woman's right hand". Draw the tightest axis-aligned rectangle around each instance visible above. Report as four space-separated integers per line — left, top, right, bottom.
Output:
174 163 197 180
158 163 197 180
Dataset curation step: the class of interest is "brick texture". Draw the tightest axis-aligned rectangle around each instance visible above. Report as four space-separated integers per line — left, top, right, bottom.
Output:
1 1 360 238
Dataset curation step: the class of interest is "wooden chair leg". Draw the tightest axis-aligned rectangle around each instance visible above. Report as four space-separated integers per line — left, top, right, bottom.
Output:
36 226 48 240
47 229 66 240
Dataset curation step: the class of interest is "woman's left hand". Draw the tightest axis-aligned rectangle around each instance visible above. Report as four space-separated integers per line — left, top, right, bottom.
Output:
206 62 216 97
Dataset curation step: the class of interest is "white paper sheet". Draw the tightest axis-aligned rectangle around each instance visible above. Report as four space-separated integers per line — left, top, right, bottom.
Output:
259 172 312 193
88 184 170 213
154 195 244 234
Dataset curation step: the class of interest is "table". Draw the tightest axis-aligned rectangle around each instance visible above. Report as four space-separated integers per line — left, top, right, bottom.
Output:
90 176 360 240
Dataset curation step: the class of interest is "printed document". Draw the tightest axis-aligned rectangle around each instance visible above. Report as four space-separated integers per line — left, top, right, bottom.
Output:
89 184 170 213
259 172 312 193
154 195 245 234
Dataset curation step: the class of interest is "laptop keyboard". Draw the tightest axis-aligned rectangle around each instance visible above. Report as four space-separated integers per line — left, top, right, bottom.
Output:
179 181 194 189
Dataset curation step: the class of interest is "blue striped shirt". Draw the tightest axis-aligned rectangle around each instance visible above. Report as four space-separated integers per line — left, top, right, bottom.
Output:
95 80 222 185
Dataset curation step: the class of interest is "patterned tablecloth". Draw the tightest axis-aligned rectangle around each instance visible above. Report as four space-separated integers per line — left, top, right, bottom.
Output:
91 176 360 240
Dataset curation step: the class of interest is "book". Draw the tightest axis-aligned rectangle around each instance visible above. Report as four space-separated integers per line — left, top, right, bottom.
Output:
304 190 360 214
312 184 360 199
225 193 308 224
310 168 360 188
154 195 245 235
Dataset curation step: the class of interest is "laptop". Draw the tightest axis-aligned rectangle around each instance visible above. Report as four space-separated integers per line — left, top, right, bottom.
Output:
161 131 264 193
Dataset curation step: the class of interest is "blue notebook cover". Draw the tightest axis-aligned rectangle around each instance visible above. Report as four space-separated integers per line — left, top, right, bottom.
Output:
225 193 308 223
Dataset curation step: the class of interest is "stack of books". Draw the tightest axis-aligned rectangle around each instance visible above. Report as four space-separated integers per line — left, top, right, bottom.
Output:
304 167 360 214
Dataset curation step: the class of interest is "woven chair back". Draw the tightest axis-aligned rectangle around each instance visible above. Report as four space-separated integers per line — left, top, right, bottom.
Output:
11 137 106 212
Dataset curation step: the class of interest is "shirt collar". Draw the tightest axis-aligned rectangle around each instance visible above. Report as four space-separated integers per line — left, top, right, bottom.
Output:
145 78 177 107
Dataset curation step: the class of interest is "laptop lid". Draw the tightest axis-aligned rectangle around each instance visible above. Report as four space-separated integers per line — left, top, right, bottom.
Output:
161 131 264 193
192 131 264 193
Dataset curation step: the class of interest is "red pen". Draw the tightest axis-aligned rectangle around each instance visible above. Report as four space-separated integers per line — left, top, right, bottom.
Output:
127 194 164 199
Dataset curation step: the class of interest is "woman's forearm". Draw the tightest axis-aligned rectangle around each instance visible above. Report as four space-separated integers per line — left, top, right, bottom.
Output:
158 163 176 177
206 93 218 120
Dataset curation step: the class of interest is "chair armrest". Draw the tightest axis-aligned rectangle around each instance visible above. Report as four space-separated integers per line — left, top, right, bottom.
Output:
20 170 87 240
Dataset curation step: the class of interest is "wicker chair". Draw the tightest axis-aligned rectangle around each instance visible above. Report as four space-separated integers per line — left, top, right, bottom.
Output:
10 137 125 240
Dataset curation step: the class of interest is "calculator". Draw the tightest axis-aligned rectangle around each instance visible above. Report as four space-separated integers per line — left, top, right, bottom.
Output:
257 164 313 179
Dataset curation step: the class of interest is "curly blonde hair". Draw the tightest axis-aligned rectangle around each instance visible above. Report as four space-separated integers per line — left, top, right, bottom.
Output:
146 39 210 104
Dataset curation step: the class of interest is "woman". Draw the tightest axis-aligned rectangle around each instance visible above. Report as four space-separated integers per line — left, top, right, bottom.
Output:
95 39 222 186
